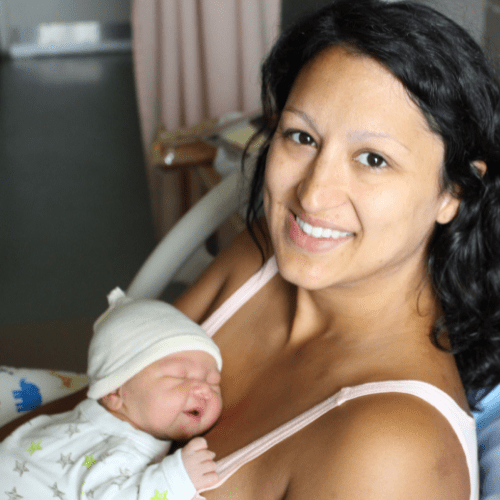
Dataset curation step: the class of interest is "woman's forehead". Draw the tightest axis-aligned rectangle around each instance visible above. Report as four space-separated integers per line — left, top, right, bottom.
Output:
290 47 411 113
286 46 443 150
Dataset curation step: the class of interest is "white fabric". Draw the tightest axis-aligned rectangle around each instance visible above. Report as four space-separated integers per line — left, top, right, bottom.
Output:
0 398 196 500
87 288 222 399
0 366 89 427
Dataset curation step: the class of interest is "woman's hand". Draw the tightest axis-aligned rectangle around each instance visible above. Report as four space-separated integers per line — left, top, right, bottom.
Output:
181 437 219 490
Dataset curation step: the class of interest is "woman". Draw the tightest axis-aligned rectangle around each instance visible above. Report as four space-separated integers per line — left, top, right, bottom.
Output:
3 1 500 498
175 1 500 498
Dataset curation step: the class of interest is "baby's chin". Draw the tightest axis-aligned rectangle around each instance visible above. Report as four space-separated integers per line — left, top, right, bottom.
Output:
153 428 205 443
161 411 221 442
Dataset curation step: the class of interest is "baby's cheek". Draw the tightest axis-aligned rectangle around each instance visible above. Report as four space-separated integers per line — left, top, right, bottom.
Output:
209 393 223 423
216 393 223 415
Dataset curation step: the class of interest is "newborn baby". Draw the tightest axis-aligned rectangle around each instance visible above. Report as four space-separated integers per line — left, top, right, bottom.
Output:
0 288 222 500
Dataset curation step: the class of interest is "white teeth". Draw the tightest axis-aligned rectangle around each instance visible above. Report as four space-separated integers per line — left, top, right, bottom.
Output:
296 216 352 239
311 226 323 238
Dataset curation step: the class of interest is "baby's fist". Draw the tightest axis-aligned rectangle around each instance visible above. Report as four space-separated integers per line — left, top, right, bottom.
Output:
181 437 219 490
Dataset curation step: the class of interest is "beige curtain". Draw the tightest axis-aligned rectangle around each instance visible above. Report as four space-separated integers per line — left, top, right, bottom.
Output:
131 0 281 235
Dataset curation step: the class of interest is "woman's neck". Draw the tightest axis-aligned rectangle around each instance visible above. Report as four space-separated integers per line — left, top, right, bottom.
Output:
285 261 438 350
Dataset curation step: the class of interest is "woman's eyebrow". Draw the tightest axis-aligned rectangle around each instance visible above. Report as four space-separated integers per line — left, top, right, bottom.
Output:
283 107 410 152
282 106 320 136
347 130 410 152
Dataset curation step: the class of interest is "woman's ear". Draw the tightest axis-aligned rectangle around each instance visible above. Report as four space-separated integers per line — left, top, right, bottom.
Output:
436 191 461 225
436 160 487 225
100 389 123 411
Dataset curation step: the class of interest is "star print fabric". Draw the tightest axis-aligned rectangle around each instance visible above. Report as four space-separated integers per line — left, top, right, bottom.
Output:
0 399 197 500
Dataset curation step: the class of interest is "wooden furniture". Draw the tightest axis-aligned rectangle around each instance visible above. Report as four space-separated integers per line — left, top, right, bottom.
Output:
150 112 262 253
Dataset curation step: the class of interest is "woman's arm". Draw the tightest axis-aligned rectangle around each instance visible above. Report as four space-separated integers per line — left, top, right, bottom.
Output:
288 394 471 500
174 222 269 323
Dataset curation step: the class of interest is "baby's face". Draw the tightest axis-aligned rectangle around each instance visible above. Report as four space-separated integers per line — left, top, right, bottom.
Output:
115 351 222 440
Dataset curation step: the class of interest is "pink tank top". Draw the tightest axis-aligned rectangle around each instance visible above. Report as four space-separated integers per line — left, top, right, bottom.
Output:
197 256 479 499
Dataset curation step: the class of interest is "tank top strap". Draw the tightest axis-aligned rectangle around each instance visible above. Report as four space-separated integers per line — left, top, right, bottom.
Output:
196 387 351 497
195 380 478 499
201 255 278 337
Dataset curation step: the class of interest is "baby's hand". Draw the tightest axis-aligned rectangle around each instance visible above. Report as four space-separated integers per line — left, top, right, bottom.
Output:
181 437 219 490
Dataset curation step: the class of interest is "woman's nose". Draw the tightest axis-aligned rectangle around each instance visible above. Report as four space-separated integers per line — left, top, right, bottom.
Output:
297 153 349 213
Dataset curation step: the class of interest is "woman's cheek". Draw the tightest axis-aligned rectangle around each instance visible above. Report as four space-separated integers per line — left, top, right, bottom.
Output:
368 186 406 229
263 158 278 215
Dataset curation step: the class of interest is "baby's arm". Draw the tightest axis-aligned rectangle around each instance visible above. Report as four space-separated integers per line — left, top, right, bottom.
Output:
181 437 219 490
79 439 218 500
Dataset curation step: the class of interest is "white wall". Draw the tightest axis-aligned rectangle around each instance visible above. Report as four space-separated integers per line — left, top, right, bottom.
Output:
7 0 131 34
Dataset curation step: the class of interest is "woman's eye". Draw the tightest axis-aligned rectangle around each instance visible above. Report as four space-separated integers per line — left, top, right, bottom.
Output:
356 152 387 168
286 130 316 146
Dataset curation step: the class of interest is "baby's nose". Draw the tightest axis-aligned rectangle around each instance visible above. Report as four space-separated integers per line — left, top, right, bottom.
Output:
191 381 212 399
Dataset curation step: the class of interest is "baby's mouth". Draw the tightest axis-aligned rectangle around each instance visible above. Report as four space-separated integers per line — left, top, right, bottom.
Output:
185 407 204 420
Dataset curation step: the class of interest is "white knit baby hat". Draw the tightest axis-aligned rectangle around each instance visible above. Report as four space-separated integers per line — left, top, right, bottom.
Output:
87 287 222 399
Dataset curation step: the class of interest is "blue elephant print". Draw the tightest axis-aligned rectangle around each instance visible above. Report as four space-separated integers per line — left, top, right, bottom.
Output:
12 378 42 412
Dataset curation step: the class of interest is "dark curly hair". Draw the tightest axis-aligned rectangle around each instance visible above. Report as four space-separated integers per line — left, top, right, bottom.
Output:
244 0 500 403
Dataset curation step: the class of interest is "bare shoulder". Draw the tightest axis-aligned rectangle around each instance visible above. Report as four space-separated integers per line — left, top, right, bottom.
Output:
288 393 471 500
174 218 271 323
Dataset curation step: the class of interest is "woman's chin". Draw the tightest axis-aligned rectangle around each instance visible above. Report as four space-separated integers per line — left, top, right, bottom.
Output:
276 249 338 290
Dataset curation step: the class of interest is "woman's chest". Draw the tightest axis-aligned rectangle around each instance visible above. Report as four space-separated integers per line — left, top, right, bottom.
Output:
203 281 356 455
203 314 351 462
201 388 346 500
200 357 304 499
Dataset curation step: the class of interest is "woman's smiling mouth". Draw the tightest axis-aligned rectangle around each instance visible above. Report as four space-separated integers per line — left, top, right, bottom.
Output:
288 214 354 253
295 216 354 239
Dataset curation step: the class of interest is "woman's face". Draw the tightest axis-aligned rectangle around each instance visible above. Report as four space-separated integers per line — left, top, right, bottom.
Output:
264 46 459 291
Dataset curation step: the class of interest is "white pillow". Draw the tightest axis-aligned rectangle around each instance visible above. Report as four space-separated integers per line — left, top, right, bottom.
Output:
0 366 89 428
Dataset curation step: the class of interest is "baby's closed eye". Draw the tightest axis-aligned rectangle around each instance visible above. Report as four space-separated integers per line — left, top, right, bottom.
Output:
206 372 221 386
